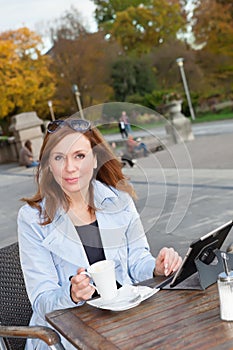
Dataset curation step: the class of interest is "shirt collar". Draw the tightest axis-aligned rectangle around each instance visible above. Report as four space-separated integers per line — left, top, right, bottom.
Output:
93 180 118 206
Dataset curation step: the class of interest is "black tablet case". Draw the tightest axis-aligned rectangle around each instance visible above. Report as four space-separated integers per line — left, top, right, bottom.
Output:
163 220 233 290
164 250 233 290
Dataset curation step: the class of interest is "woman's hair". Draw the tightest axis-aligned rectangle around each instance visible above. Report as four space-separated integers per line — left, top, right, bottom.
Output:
22 119 136 225
24 140 32 153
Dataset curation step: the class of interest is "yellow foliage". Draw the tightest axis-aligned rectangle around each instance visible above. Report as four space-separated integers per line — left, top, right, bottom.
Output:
0 27 56 120
103 0 185 54
193 0 233 56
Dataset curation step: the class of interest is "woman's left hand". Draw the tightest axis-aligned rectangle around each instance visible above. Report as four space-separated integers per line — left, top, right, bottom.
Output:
154 247 182 276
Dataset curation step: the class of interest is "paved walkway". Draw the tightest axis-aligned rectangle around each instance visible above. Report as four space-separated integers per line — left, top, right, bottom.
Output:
1 129 233 258
128 133 233 256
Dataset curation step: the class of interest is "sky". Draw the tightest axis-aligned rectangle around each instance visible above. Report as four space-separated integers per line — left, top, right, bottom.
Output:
0 1 196 50
0 0 97 48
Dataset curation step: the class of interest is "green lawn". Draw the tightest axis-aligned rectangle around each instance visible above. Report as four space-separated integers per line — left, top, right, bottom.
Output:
99 109 233 135
193 110 233 123
0 136 9 141
97 123 150 135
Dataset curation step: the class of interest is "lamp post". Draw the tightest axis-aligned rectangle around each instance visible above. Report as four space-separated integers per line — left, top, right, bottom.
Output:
47 100 55 121
72 84 85 119
176 57 196 121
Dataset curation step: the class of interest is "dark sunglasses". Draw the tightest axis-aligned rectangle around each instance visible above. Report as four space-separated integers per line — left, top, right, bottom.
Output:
47 119 91 134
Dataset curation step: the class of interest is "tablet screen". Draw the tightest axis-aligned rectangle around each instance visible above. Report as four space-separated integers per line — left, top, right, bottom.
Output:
170 220 233 288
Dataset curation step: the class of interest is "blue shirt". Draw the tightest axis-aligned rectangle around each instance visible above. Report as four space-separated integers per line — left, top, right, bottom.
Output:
18 180 156 349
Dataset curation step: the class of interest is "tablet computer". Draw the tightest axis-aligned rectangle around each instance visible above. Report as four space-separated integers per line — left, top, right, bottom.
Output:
169 220 233 288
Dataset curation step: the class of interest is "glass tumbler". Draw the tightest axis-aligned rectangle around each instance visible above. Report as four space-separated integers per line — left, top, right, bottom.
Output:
217 271 233 321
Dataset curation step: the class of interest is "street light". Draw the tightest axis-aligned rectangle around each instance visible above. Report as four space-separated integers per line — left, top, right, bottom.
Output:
72 84 85 119
176 57 196 121
47 100 55 121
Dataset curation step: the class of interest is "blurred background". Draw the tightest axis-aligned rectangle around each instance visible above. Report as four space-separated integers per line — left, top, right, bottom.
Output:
0 0 232 134
1 0 233 255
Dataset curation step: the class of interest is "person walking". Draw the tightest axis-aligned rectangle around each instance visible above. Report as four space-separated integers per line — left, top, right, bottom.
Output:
121 111 132 134
118 118 128 138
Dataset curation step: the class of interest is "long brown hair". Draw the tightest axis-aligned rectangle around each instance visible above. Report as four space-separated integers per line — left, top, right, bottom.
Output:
22 119 136 225
24 140 32 153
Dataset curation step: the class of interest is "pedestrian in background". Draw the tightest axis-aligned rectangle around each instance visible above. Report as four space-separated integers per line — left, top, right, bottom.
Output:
121 111 132 134
118 118 128 138
19 140 39 168
126 135 149 157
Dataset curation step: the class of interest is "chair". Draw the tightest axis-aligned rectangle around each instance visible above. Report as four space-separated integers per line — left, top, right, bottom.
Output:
0 242 65 350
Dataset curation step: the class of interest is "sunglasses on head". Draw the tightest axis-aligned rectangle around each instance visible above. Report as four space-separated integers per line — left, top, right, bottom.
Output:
47 119 91 134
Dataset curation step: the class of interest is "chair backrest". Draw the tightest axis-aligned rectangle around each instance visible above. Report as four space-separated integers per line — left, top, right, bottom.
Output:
0 242 32 350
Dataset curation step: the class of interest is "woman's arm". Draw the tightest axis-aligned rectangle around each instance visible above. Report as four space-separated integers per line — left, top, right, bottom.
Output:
17 206 84 320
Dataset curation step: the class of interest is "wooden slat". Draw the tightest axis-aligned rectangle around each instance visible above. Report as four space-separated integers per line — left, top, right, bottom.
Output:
46 309 119 350
46 279 233 350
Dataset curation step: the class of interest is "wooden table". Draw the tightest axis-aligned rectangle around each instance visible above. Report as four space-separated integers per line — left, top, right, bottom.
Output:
46 278 233 350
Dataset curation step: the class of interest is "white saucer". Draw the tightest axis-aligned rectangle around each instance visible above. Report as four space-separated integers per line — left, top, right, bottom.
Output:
87 284 159 311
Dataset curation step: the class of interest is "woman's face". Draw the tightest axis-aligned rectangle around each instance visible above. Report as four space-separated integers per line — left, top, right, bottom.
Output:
49 132 97 197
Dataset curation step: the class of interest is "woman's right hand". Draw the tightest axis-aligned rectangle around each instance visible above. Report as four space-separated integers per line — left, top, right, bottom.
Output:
70 267 96 303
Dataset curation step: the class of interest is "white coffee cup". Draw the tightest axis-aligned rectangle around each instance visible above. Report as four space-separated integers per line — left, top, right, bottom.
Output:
83 260 118 301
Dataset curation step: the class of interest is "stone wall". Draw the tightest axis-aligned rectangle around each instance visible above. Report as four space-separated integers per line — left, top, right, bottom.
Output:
0 112 44 164
0 137 18 163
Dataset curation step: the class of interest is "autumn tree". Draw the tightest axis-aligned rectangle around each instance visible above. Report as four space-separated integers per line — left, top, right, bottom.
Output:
94 0 151 24
151 39 203 91
50 5 88 41
111 55 157 101
189 0 233 98
0 27 55 121
93 0 186 54
48 7 119 116
191 0 233 55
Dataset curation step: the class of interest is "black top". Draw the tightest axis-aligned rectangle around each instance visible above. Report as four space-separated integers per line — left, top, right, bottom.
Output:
75 220 106 265
75 220 121 291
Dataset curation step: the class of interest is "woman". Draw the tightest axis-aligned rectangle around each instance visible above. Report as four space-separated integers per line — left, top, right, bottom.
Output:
18 117 182 349
19 140 39 168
